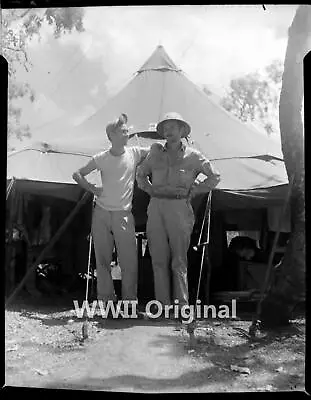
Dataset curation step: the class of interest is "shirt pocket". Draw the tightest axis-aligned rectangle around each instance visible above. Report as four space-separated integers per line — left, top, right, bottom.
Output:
174 168 194 187
151 167 168 185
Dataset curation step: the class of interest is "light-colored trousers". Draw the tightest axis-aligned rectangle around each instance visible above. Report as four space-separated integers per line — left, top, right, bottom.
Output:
146 198 195 306
91 205 138 302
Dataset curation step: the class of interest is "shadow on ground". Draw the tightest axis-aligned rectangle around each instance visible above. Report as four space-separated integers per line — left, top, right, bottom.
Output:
42 318 305 392
6 294 305 392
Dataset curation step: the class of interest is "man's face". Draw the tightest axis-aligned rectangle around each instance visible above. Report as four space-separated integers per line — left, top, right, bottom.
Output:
162 120 183 143
110 123 129 146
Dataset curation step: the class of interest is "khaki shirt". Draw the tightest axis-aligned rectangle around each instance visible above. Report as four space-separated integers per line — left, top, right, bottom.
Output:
136 142 220 197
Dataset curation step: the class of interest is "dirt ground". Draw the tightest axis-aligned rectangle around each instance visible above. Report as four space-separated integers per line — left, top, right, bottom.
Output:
4 292 306 393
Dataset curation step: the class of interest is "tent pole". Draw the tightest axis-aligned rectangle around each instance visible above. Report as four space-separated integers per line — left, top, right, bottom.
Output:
194 191 212 304
5 178 18 295
89 197 96 300
5 191 92 308
249 175 294 335
203 192 213 305
85 197 95 303
186 191 212 339
6 177 16 201
81 229 93 340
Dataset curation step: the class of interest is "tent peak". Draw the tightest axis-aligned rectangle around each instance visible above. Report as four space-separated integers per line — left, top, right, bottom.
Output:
137 45 182 73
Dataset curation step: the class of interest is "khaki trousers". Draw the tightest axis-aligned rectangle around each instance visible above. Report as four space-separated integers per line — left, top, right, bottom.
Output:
146 198 195 306
91 205 138 301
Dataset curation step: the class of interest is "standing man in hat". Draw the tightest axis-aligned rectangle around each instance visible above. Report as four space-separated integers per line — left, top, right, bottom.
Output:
72 114 149 310
136 112 221 314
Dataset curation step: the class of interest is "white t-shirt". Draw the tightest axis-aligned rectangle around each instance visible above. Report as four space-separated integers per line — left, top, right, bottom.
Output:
93 146 144 211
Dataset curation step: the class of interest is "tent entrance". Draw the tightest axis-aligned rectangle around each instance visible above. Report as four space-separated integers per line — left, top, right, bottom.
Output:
5 181 290 308
5 185 93 303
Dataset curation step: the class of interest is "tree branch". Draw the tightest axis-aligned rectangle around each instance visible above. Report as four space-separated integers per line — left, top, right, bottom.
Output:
19 10 32 19
4 46 31 71
4 46 24 53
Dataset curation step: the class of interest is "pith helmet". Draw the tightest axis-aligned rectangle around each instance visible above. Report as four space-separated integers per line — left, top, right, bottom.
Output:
156 112 191 138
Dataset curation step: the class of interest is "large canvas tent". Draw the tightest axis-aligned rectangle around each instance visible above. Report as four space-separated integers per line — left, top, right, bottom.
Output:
6 45 289 301
7 45 288 206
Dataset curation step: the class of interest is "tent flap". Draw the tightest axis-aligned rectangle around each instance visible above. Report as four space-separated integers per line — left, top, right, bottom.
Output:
9 179 84 202
212 185 288 210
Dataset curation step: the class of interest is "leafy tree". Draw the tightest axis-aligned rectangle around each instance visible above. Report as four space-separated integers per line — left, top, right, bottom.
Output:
2 8 85 148
221 59 283 136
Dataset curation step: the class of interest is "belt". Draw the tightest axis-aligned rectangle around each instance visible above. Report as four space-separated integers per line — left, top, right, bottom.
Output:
151 193 188 200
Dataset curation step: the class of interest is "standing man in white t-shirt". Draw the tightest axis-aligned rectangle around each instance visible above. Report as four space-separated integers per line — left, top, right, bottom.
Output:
72 114 148 306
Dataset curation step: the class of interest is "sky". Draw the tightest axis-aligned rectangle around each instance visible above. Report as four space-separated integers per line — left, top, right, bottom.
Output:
7 4 298 149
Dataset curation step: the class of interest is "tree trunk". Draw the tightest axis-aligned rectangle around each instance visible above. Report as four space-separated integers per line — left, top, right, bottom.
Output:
259 5 310 328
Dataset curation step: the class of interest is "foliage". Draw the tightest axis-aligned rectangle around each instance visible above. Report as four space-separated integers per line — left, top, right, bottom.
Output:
2 8 85 147
221 60 284 136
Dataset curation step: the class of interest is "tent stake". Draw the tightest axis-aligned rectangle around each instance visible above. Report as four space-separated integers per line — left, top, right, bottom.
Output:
5 191 92 308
